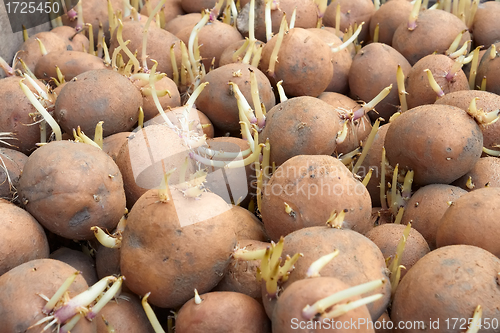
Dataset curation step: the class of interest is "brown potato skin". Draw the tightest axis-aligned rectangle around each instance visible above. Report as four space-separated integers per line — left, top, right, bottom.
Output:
323 0 376 44
96 293 155 333
475 42 500 96
384 104 483 186
0 77 47 154
120 190 238 308
135 75 181 121
274 227 391 321
195 63 275 133
140 0 185 24
317 92 372 155
369 0 413 46
50 247 98 286
405 54 469 110
259 28 334 97
214 239 269 299
55 69 142 137
16 31 69 73
365 224 430 280
453 157 500 190
392 9 470 65
434 90 500 152
0 258 95 333
219 39 265 67
164 13 202 35
472 2 500 49
259 97 341 166
0 199 49 276
349 43 412 121
401 184 467 250
102 132 132 163
176 291 271 333
50 26 90 52
392 245 500 333
0 148 28 201
95 245 121 279
35 51 107 82
436 187 500 256
272 277 375 333
261 155 372 241
176 21 243 69
18 141 126 240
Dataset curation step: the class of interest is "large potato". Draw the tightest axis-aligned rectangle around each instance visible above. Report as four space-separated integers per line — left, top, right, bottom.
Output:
18 141 126 240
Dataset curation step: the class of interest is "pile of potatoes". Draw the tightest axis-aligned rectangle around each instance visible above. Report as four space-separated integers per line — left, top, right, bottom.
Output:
1 0 500 331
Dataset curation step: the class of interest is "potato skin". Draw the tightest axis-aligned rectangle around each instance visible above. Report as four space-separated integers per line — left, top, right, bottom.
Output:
259 97 341 166
401 184 467 250
176 291 271 333
392 245 500 333
0 199 49 276
0 258 95 333
261 155 372 241
120 190 238 308
55 69 142 137
323 0 375 44
0 148 28 201
384 104 483 186
368 0 413 46
18 141 126 240
453 157 500 191
436 187 500 256
472 2 500 49
35 51 107 82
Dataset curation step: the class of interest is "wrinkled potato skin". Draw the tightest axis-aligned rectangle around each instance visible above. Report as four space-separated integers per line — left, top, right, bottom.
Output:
18 141 126 240
436 187 500 256
120 190 238 308
384 104 483 186
176 291 271 333
55 69 142 137
35 51 107 82
392 245 500 333
434 90 500 152
0 199 49 276
0 258 95 333
401 184 467 250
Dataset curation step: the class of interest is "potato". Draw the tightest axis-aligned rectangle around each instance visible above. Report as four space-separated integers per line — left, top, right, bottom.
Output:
195 63 275 134
50 26 90 52
95 245 121 279
348 43 411 121
55 69 142 137
392 8 470 65
259 97 341 166
472 1 500 49
434 90 500 152
475 42 500 96
384 104 483 186
96 293 155 333
0 148 28 201
133 75 181 122
213 239 269 299
148 106 214 138
453 157 500 191
140 0 185 25
272 277 375 333
18 141 126 240
164 13 202 35
261 155 373 241
259 28 334 97
120 189 238 308
368 0 413 46
102 132 132 163
273 226 391 321
323 0 376 44
0 258 95 333
317 92 372 155
219 39 265 67
392 245 500 332
15 31 69 73
50 247 98 286
176 291 271 333
405 54 469 110
401 184 467 250
436 187 500 256
0 199 49 276
34 50 107 82
365 224 430 280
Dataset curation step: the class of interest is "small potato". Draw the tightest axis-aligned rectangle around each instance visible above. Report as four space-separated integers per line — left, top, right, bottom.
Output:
472 2 500 49
453 157 500 191
164 13 202 35
18 141 126 240
369 0 413 46
50 247 98 286
0 148 28 201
